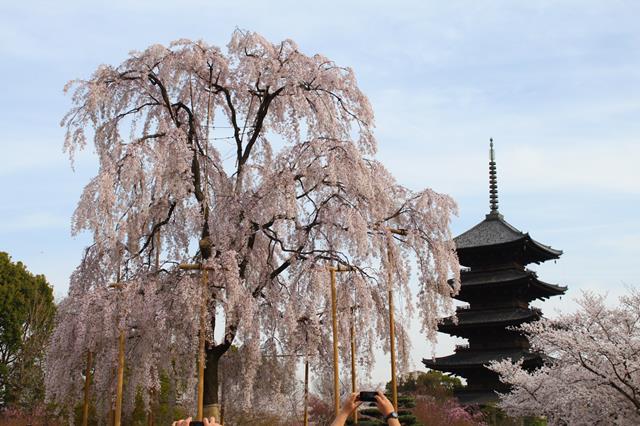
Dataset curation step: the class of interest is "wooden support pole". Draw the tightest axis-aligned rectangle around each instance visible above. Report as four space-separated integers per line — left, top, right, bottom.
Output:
303 360 309 426
196 268 208 420
148 231 160 426
385 242 399 411
327 265 353 416
220 367 225 425
329 267 340 416
350 309 358 424
387 287 398 411
114 329 125 426
108 278 126 426
82 350 92 426
179 263 216 420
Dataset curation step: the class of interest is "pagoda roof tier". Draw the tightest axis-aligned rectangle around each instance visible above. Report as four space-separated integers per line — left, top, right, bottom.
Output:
423 348 541 373
438 307 541 335
455 268 567 302
454 212 562 266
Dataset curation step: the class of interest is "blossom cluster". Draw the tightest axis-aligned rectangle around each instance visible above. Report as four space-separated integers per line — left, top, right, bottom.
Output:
48 30 460 420
490 290 640 425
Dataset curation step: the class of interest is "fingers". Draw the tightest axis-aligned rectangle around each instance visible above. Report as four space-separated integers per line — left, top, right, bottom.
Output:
376 390 392 404
374 394 383 410
374 392 394 416
374 393 387 406
342 392 357 409
172 416 220 426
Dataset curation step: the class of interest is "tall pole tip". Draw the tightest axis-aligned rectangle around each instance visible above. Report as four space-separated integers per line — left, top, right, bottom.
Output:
489 138 499 214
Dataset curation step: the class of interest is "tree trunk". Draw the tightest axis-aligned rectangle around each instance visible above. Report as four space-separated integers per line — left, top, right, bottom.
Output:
203 344 228 405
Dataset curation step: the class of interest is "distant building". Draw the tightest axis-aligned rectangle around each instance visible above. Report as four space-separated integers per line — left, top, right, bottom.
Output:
423 140 566 405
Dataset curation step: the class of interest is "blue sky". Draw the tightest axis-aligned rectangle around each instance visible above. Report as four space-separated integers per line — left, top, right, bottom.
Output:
1 0 639 385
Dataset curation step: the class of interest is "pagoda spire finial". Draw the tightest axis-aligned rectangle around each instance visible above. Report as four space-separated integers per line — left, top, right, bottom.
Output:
489 138 499 214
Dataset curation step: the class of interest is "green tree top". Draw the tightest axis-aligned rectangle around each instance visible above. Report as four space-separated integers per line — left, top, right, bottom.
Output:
0 251 56 408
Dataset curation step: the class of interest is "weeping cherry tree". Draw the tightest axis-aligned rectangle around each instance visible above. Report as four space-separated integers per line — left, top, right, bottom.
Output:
46 30 460 419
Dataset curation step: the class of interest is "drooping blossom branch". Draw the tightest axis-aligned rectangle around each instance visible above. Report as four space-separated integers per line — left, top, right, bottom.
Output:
490 289 640 425
47 30 460 420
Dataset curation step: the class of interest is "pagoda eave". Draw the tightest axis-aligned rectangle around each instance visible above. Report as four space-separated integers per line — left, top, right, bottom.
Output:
455 273 567 303
423 349 543 372
438 307 541 332
525 234 563 259
457 237 561 267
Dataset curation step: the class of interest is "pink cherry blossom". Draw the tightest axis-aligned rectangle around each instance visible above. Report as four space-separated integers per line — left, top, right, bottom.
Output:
47 30 460 420
490 289 640 425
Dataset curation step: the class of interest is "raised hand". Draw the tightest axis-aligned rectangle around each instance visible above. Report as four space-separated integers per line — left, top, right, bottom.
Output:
374 391 395 417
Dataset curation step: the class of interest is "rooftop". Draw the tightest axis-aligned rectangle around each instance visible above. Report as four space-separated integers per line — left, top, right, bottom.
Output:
454 212 562 258
458 267 567 298
439 307 541 329
423 348 541 370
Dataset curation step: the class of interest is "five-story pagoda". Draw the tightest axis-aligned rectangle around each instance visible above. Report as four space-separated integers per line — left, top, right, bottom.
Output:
423 140 566 405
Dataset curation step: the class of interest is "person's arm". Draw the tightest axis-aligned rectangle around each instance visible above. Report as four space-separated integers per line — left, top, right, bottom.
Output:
375 391 401 426
330 392 362 426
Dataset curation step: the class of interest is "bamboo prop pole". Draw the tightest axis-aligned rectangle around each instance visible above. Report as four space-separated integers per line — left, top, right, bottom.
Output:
178 263 218 420
302 325 310 426
350 306 358 424
114 329 125 426
220 367 225 425
109 271 126 426
329 267 340 416
385 236 402 411
327 265 353 415
387 285 398 411
303 359 309 426
147 231 161 426
379 228 407 411
196 269 208 420
82 350 93 426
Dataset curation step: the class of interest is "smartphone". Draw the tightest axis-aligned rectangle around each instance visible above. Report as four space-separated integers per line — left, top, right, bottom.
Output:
189 422 204 426
358 391 378 402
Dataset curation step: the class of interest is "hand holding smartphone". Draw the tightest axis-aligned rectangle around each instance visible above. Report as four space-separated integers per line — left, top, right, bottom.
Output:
358 391 378 402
